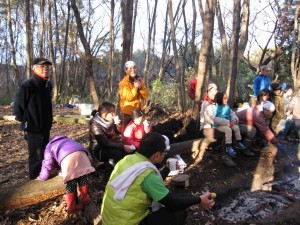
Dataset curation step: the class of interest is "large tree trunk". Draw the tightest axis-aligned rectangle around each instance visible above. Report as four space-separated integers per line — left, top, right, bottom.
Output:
191 0 197 67
121 0 134 70
226 0 241 107
130 0 138 57
195 0 216 103
70 0 99 108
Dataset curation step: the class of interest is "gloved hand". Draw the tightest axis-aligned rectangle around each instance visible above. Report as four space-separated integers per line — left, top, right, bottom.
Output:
277 143 286 153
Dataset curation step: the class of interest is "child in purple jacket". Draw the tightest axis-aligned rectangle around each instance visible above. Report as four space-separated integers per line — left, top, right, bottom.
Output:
37 135 95 214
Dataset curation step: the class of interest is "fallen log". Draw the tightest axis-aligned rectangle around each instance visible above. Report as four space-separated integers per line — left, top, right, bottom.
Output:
0 115 16 121
168 138 209 156
53 115 91 124
0 175 65 211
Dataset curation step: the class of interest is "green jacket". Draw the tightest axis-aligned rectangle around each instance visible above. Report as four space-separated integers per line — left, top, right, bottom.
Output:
271 94 285 132
101 153 154 225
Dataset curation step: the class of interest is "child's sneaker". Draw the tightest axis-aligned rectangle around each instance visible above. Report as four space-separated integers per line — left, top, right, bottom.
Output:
235 141 246 150
226 146 237 158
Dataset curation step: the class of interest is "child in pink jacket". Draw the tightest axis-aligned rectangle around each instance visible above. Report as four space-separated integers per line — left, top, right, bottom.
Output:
123 109 151 149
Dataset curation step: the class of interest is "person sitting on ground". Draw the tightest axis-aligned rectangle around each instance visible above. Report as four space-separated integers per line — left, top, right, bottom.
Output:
286 85 300 139
213 92 252 158
119 61 149 127
37 135 95 214
199 83 237 167
270 82 293 140
89 102 133 185
101 132 215 225
123 109 151 149
236 101 286 152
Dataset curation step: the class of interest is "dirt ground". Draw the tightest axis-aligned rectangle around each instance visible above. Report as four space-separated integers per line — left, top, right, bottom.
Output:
0 105 300 225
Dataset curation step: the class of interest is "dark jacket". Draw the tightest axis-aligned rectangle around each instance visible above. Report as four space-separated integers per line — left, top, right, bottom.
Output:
89 114 124 161
13 75 53 133
38 135 88 181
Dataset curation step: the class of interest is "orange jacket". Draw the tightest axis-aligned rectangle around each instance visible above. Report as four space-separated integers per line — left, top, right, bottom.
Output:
118 74 149 115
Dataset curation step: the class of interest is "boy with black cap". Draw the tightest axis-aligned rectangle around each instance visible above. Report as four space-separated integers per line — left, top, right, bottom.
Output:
13 58 53 180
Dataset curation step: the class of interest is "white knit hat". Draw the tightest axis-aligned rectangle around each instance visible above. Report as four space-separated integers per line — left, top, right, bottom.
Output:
124 61 136 71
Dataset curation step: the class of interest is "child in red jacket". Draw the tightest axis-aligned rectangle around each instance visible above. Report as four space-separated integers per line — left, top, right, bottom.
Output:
123 109 151 149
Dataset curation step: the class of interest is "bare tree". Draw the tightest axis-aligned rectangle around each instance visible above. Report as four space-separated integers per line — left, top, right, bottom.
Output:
24 0 31 79
6 0 20 88
143 0 158 86
47 0 58 104
195 0 216 103
226 0 241 106
291 5 300 89
130 0 138 57
108 0 115 98
121 0 134 70
70 0 99 107
168 0 184 111
39 0 45 56
216 0 228 81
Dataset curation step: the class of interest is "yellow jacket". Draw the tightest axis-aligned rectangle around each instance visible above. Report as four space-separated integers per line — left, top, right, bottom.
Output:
118 74 148 115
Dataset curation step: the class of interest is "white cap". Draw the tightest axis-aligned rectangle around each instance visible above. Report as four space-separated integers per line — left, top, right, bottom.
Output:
162 135 171 151
124 61 136 71
263 101 275 111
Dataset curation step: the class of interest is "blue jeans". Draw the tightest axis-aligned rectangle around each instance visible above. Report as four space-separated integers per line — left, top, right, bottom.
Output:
277 119 293 139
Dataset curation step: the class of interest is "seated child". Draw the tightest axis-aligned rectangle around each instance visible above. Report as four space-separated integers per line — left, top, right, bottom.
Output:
37 135 95 214
213 92 249 157
123 109 151 149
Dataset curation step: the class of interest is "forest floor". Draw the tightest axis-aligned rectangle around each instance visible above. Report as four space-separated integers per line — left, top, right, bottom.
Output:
0 105 300 225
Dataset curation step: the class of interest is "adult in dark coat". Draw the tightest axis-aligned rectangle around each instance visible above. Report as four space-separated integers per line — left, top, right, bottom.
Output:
13 58 53 180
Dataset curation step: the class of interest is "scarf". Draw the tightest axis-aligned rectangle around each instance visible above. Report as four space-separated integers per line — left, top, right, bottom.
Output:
203 95 215 104
93 113 113 129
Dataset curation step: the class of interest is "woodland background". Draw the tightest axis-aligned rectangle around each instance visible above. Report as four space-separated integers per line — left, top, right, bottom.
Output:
0 0 299 111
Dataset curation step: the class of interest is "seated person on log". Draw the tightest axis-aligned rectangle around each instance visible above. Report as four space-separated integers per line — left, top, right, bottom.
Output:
270 82 293 141
199 83 236 168
236 100 286 153
37 135 95 214
212 92 253 158
123 108 151 150
89 102 133 185
286 85 300 140
101 132 215 225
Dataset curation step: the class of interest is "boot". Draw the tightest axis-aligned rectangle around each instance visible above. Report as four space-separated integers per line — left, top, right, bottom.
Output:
243 139 260 153
79 185 91 205
65 192 83 214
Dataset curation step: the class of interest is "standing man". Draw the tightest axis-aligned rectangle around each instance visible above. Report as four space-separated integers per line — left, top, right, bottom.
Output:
251 65 272 106
119 61 148 127
253 65 272 96
101 132 215 225
13 58 53 180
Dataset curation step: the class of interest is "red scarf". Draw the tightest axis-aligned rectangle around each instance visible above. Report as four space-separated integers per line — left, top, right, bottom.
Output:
203 95 215 104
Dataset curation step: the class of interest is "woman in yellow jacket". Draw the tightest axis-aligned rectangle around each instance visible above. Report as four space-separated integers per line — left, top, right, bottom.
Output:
119 61 149 127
